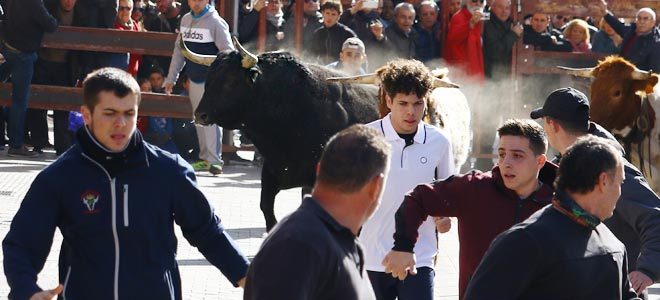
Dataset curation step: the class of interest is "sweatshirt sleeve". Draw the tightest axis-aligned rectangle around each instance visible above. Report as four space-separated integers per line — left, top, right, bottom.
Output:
463 228 540 299
214 14 235 52
2 173 60 300
171 157 249 286
392 174 467 252
165 20 187 86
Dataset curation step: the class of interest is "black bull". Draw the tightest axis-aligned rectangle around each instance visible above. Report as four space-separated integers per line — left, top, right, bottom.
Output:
194 49 380 230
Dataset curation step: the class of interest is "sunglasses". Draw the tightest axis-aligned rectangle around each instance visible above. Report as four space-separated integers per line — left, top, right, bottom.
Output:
119 6 133 11
470 0 484 3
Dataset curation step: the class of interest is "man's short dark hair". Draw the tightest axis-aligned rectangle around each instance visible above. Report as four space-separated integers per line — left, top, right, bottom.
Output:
497 119 548 155
378 59 433 100
546 117 588 135
321 0 342 14
83 67 141 112
317 125 391 193
555 136 622 194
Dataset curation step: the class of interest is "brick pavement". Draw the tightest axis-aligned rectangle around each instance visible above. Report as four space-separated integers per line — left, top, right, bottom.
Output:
0 150 658 299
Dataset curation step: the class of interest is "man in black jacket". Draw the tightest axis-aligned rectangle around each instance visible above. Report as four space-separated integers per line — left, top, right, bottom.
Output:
482 0 522 80
465 135 640 300
596 2 660 73
531 87 660 296
0 0 57 157
309 1 356 64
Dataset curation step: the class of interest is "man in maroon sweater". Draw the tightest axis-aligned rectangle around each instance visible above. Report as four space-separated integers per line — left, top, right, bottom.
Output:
382 119 557 298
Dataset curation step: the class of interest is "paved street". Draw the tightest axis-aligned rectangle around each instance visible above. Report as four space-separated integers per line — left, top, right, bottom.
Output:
0 150 658 299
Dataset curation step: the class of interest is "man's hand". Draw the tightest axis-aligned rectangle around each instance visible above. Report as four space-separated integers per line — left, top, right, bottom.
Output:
434 217 451 233
237 277 246 288
370 20 384 40
350 0 364 15
253 0 267 12
163 82 174 95
629 271 653 295
382 250 416 281
30 285 63 300
511 23 523 37
469 11 482 28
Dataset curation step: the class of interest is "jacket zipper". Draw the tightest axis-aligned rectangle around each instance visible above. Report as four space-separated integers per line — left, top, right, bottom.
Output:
81 153 119 300
62 266 72 300
123 184 129 227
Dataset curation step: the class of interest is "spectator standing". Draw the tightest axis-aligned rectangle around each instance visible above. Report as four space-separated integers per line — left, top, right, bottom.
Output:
238 0 287 51
413 1 441 63
339 0 383 69
111 0 143 76
282 0 323 50
381 119 557 298
522 13 572 52
326 37 368 75
531 87 660 297
309 1 357 64
140 0 182 78
165 0 233 175
0 0 57 157
361 59 455 300
28 0 82 155
464 136 640 300
447 0 461 17
598 2 660 73
563 19 591 53
2 68 249 300
244 125 386 300
444 0 486 81
592 18 623 55
482 0 522 80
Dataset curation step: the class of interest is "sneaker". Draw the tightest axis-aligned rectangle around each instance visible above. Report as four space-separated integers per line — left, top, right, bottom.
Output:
190 160 209 171
209 163 223 175
7 146 39 157
223 152 252 165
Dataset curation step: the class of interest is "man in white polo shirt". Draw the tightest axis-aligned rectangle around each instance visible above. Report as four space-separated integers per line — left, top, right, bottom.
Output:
361 59 454 300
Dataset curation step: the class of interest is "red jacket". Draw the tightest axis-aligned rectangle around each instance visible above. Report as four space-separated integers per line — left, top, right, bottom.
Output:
113 20 142 77
443 8 485 81
393 162 557 298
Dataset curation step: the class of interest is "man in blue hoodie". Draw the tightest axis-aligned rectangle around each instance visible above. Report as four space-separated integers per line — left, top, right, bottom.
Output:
2 67 249 300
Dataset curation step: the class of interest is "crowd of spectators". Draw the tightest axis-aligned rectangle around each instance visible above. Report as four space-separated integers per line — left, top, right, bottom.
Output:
0 0 659 164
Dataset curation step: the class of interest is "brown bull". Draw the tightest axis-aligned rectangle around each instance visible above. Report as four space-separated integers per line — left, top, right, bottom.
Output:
560 56 660 192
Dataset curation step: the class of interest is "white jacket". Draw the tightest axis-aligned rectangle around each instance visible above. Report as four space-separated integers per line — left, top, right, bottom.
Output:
361 114 455 271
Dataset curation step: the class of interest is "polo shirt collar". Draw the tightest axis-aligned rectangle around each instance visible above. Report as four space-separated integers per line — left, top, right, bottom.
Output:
380 113 426 144
302 197 354 236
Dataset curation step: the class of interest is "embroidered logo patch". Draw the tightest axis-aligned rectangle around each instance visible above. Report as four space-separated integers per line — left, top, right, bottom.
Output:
420 157 428 164
81 190 101 214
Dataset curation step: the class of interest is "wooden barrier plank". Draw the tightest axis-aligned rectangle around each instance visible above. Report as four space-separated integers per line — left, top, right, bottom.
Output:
0 83 192 119
41 26 177 56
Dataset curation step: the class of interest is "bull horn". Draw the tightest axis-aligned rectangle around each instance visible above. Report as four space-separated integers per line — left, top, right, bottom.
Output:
179 35 216 66
556 66 595 78
433 77 460 88
232 36 258 69
632 68 652 80
326 73 380 84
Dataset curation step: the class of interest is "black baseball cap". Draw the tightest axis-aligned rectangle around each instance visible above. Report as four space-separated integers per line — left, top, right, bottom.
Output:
530 87 590 123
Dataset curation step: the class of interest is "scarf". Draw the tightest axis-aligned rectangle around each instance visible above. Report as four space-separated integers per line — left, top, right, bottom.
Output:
77 126 146 177
552 191 601 229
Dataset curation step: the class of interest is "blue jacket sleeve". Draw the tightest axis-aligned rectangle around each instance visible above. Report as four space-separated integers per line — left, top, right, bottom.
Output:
171 157 249 286
2 172 60 300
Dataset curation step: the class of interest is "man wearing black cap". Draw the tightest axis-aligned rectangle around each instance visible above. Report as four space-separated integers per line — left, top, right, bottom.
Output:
531 87 660 297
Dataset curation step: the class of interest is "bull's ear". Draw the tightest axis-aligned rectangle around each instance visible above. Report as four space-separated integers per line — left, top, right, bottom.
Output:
644 74 659 94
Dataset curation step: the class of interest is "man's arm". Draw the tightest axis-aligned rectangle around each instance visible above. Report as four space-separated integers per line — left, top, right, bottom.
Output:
622 251 644 300
617 169 660 284
164 19 188 93
244 237 321 300
31 0 58 33
483 21 518 61
213 16 235 52
171 159 249 286
463 229 540 299
3 174 60 300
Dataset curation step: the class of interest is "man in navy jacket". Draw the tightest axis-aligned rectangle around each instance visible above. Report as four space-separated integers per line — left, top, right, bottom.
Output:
2 68 249 300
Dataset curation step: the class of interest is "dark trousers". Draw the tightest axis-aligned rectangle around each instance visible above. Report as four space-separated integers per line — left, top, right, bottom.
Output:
0 106 8 145
0 44 38 149
367 267 435 300
32 59 74 154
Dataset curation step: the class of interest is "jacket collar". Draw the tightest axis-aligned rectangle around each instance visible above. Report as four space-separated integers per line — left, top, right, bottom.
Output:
303 197 355 237
77 127 149 177
491 161 557 205
380 113 426 144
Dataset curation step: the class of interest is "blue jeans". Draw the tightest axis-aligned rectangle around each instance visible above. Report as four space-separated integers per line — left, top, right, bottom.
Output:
0 45 38 149
367 267 435 300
